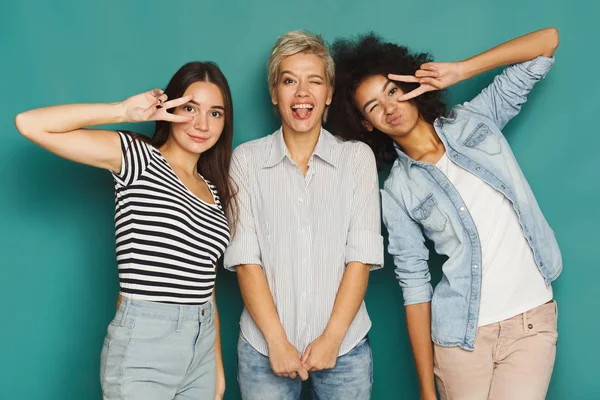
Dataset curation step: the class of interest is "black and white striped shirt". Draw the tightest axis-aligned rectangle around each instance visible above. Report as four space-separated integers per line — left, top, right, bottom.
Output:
224 128 384 356
112 131 230 304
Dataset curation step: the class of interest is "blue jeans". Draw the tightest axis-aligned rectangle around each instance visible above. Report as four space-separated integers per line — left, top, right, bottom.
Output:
100 296 216 399
237 335 373 400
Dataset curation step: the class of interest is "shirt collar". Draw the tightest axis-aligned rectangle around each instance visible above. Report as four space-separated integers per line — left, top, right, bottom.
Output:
262 127 338 168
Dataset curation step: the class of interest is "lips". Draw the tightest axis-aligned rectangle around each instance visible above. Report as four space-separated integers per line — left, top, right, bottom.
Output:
386 114 403 126
188 134 209 143
291 102 314 120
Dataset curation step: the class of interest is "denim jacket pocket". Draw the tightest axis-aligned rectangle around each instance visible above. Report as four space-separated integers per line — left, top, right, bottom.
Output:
463 123 501 155
412 194 447 232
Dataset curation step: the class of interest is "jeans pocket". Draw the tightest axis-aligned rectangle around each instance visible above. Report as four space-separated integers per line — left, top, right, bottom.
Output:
100 338 110 384
529 305 558 346
129 316 178 343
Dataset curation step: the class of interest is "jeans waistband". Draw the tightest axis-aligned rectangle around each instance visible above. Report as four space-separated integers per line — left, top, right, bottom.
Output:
117 294 212 324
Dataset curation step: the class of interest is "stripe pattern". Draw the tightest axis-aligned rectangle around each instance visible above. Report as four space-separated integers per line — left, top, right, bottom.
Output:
224 128 384 356
112 131 230 304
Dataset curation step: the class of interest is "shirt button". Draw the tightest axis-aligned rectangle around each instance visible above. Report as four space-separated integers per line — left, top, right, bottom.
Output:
298 197 304 203
473 264 479 269
452 154 458 158
475 166 481 171
539 262 544 267
501 185 506 190
459 207 465 212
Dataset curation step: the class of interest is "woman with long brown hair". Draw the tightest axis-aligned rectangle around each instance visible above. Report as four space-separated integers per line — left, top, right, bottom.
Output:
15 61 234 400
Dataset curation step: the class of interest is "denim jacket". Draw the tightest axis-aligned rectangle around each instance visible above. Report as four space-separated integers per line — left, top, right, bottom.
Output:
381 56 562 350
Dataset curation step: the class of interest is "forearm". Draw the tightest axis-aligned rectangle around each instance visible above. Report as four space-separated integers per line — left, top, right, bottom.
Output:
406 302 436 398
213 296 224 375
15 102 127 137
458 27 559 82
323 262 370 342
236 264 288 345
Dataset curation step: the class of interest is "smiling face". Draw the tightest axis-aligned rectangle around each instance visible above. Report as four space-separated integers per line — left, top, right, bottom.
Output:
354 74 421 139
168 81 226 154
271 52 332 136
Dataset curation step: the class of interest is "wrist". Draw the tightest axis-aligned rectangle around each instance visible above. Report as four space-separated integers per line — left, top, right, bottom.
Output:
265 330 289 348
323 325 346 344
455 59 471 82
112 101 130 123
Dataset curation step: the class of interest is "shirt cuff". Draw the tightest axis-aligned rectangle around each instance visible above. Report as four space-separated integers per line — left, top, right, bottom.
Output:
345 230 384 271
524 56 555 79
223 232 262 271
401 283 434 306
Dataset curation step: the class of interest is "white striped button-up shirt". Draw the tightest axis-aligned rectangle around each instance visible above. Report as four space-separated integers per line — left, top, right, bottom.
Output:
224 128 384 356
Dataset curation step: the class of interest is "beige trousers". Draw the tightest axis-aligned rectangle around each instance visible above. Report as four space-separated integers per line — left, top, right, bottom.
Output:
434 301 558 400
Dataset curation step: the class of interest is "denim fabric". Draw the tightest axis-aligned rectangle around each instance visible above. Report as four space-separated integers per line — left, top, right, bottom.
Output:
381 56 562 350
100 296 216 399
237 335 373 400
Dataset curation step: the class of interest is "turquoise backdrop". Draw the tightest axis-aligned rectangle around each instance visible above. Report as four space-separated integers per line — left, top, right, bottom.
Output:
1 0 598 398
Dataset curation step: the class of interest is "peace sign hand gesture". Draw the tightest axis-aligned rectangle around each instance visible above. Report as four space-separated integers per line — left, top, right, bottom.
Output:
388 62 463 101
120 89 194 123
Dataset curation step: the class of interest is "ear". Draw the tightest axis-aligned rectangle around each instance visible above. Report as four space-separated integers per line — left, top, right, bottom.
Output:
325 86 333 106
361 120 373 131
271 87 278 106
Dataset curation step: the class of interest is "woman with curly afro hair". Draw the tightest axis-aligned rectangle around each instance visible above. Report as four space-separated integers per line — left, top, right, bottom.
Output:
327 28 562 400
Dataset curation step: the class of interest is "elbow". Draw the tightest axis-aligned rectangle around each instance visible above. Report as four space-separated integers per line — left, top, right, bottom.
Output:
543 27 560 57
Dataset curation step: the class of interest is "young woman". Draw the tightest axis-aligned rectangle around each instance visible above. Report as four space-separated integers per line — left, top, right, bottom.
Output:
328 28 561 399
15 62 234 400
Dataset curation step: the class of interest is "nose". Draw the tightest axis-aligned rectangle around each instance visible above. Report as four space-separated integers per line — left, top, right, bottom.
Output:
383 99 397 115
194 114 209 132
295 80 309 97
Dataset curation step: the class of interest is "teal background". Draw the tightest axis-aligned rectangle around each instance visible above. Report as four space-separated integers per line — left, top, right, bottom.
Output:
1 0 598 398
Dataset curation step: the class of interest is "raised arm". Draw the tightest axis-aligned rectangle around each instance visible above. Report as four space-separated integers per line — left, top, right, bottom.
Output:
390 27 559 111
14 89 193 172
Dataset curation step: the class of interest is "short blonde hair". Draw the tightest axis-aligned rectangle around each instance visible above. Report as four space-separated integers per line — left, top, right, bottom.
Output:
267 30 335 92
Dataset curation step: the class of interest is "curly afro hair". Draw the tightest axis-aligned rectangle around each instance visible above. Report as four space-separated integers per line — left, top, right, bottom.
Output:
326 33 447 169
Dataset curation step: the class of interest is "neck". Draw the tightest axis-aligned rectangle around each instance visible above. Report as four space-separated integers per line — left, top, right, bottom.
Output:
159 139 201 176
281 124 321 166
393 118 444 162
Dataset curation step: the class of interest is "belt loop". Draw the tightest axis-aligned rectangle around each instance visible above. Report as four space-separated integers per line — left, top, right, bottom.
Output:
523 310 528 333
120 296 132 327
176 305 183 333
554 301 558 319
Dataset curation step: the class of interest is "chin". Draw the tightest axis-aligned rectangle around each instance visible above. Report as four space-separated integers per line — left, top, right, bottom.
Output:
284 116 322 134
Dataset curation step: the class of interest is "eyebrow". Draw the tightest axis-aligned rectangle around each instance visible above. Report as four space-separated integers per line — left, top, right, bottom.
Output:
362 79 394 113
188 100 225 111
280 71 324 80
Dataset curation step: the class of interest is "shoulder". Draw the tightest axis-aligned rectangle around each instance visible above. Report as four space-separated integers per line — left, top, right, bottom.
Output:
383 158 408 191
232 134 274 160
116 130 158 153
326 130 376 166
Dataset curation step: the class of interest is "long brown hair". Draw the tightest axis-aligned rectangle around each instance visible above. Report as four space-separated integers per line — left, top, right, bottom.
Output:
148 62 236 223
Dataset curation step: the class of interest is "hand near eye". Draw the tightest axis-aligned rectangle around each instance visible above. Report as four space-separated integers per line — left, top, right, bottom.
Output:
388 62 463 101
120 89 194 123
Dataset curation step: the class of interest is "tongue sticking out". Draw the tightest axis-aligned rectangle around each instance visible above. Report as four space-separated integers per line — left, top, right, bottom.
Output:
293 107 311 119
